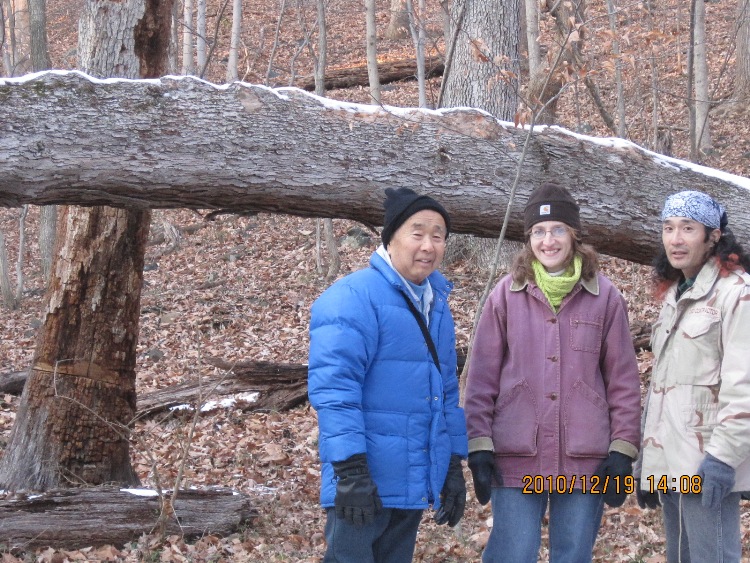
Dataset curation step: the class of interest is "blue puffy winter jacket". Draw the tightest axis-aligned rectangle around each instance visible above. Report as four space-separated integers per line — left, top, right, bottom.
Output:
308 251 467 510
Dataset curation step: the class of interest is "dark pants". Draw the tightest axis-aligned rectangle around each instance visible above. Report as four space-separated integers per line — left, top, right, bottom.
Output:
323 507 423 563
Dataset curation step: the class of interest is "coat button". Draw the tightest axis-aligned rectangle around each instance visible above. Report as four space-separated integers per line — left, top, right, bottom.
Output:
549 356 558 362
550 318 557 324
550 393 558 400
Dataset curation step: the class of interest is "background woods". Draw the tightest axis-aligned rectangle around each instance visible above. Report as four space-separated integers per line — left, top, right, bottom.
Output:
1 0 750 561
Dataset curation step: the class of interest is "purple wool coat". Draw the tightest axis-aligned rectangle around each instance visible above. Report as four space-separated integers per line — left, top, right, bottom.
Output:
464 272 641 489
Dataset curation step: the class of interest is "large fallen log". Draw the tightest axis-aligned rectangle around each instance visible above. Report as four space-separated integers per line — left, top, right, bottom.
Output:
0 486 258 551
2 71 750 264
296 55 445 91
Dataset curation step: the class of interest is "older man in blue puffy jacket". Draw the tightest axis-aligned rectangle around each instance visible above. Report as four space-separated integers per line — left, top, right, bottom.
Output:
308 187 468 563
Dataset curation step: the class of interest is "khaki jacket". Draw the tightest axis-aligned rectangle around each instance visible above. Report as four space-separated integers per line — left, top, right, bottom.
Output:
641 259 750 492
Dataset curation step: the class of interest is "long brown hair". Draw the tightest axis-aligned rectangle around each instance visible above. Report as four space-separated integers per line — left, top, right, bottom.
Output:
511 226 599 285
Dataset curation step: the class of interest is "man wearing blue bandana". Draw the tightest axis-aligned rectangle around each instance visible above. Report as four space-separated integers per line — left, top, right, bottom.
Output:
638 190 750 562
308 188 467 562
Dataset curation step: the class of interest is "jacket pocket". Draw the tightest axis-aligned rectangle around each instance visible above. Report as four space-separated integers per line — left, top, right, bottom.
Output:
674 313 721 385
363 411 411 491
564 379 610 457
569 317 603 354
682 403 719 451
492 379 538 456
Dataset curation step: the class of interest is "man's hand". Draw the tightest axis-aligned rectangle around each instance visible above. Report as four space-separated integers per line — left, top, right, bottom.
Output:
333 454 383 526
434 455 466 527
698 453 735 510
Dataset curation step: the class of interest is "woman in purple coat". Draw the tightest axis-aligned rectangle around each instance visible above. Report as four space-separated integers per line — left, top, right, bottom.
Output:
464 183 641 563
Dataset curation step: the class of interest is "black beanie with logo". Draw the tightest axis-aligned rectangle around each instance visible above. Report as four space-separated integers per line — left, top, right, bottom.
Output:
523 183 581 232
381 188 451 246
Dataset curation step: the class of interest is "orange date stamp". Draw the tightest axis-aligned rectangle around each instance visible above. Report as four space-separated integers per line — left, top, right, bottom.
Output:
646 475 702 494
521 474 636 494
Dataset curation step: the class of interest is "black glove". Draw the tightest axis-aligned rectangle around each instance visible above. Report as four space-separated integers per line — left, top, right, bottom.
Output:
636 488 660 509
332 454 383 526
434 455 466 527
698 453 735 510
468 450 499 505
595 452 633 507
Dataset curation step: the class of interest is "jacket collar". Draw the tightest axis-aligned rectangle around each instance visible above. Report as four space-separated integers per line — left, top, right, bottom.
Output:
510 273 599 296
666 258 720 306
370 248 453 296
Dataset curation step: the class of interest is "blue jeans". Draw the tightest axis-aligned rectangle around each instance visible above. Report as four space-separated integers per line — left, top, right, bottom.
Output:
660 491 741 562
482 487 605 563
323 507 423 563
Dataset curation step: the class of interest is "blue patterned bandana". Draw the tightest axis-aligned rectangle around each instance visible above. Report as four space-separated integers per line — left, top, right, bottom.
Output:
660 190 725 230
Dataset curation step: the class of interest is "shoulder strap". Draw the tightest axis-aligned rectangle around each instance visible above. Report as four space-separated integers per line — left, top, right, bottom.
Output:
401 293 441 372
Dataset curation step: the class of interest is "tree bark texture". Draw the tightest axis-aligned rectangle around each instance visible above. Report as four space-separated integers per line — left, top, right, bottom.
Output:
385 0 409 40
0 486 258 551
79 0 172 79
441 0 520 120
365 0 381 103
28 0 51 71
692 0 712 152
1 72 750 264
736 0 750 101
0 206 147 491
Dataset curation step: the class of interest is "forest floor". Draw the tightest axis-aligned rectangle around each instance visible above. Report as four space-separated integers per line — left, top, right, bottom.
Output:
3 0 750 560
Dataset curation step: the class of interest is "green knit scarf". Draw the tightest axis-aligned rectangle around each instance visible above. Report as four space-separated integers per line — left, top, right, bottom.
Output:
532 254 582 312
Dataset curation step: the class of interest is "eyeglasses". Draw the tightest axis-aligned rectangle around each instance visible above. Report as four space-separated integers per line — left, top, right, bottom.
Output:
530 226 569 240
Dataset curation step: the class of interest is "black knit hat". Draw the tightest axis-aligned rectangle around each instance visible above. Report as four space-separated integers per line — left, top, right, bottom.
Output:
523 183 581 232
381 188 451 246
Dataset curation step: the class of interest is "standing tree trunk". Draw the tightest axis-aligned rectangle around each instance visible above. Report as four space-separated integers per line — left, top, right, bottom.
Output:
523 0 540 79
169 0 180 74
385 0 409 40
606 0 626 137
407 0 427 107
0 0 173 492
196 0 207 74
365 0 381 104
441 0 521 268
692 0 712 156
227 0 241 81
0 207 146 491
735 0 750 101
182 0 195 75
441 0 520 119
28 0 56 286
7 0 31 75
39 205 56 285
0 230 15 309
28 0 49 69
